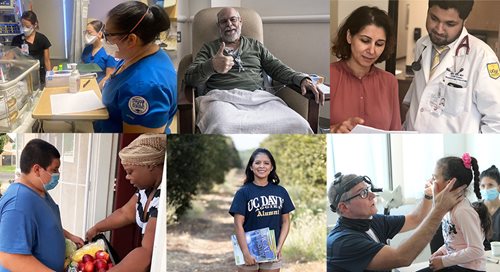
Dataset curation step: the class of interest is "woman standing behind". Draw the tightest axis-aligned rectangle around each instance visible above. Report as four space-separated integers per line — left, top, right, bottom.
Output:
85 134 165 272
93 1 177 133
330 6 401 132
229 148 295 272
479 165 500 247
11 11 51 86
81 20 118 89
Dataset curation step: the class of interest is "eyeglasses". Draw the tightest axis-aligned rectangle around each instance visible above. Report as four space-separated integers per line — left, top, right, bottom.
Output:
343 186 372 202
103 31 129 44
218 16 240 26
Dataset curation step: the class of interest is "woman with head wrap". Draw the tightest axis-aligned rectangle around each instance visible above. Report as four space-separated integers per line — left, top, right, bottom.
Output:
85 134 165 271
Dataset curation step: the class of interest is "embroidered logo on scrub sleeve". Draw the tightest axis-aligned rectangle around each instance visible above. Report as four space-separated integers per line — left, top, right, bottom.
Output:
128 96 149 115
487 62 500 79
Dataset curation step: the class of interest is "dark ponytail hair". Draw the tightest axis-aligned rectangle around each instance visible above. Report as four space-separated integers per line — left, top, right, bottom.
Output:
243 148 279 185
437 155 490 237
437 155 480 198
472 201 492 240
88 20 104 34
107 1 170 44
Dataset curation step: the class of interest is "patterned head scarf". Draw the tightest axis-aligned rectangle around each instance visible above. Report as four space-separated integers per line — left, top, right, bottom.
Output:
119 134 166 166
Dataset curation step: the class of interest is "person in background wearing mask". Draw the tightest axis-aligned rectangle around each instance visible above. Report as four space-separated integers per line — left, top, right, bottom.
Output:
93 1 176 133
478 165 500 249
11 11 52 86
82 20 118 89
0 139 84 272
86 134 165 271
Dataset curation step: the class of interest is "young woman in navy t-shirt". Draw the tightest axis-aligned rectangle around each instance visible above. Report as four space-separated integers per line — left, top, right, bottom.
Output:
229 148 295 272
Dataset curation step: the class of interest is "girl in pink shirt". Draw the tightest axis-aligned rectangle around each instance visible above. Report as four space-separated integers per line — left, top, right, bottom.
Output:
418 153 490 272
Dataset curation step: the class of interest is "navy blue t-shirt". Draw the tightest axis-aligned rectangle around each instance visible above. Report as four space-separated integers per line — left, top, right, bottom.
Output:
229 182 295 244
327 214 405 272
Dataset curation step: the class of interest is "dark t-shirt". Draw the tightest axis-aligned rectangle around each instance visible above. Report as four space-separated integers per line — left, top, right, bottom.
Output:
11 32 51 83
327 214 406 272
229 182 295 244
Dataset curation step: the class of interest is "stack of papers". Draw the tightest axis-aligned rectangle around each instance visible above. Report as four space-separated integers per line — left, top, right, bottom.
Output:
50 90 105 115
231 227 277 265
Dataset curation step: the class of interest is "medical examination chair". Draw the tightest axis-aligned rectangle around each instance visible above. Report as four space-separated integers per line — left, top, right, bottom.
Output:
177 7 320 133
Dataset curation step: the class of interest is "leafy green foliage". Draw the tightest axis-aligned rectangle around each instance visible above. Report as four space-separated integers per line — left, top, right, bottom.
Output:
167 135 241 219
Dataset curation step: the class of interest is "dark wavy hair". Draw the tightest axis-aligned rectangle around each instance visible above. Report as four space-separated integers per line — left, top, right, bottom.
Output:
479 165 500 185
429 0 474 20
331 6 395 63
243 148 279 185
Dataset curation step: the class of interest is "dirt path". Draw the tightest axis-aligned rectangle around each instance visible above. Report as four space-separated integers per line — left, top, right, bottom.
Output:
167 169 324 272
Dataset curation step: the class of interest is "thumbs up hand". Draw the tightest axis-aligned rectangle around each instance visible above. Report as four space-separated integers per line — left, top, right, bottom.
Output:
212 42 235 74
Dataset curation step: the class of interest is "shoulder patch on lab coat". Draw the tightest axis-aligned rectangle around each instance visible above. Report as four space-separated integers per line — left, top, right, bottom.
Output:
487 63 500 79
128 96 149 115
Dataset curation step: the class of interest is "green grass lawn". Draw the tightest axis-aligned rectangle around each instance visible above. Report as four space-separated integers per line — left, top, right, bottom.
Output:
0 165 15 173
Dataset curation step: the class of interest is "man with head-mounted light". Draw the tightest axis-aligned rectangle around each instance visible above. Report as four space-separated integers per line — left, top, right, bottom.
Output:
327 173 466 272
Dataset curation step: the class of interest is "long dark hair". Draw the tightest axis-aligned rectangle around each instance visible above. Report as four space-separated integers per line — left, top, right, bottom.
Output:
437 155 491 237
244 148 279 185
479 165 500 186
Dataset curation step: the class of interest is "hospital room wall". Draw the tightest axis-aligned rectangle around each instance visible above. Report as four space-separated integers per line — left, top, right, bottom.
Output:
177 0 330 118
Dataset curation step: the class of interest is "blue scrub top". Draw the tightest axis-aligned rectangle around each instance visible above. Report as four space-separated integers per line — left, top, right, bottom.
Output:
93 49 177 133
81 44 118 82
0 183 65 272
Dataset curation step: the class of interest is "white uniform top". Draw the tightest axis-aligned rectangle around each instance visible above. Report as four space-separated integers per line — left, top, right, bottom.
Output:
403 28 500 133
135 188 160 234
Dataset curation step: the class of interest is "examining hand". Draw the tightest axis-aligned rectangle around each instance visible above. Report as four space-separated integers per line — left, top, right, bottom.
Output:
424 179 433 197
212 42 234 74
433 178 466 215
330 117 365 133
300 78 324 105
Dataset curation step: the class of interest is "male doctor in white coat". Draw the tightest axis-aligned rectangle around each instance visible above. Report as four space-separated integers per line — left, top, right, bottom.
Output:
403 0 500 133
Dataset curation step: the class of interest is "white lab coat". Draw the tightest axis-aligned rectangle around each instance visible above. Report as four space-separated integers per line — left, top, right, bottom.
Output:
403 28 500 133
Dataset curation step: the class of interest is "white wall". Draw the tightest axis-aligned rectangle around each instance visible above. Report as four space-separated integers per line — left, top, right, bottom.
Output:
178 0 330 119
404 0 428 68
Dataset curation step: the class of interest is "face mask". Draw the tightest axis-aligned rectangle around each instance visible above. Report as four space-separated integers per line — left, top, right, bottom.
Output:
39 169 60 191
481 188 500 201
23 27 34 36
85 33 97 45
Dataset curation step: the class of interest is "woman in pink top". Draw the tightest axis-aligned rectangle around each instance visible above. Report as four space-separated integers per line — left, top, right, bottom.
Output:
417 154 490 272
330 6 401 132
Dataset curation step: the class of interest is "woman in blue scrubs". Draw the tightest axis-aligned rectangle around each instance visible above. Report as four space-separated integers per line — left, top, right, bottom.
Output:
81 20 117 89
93 1 177 133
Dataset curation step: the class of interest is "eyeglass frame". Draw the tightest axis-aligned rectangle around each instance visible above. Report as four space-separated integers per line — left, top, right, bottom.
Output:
342 186 372 202
102 31 129 44
217 16 241 26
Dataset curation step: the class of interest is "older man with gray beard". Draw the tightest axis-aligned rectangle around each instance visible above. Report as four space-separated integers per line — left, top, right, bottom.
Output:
185 7 324 134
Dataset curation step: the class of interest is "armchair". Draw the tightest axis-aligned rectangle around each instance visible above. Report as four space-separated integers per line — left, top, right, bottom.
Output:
177 7 319 133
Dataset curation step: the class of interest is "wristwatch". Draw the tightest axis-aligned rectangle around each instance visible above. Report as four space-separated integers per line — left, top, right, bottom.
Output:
424 194 433 200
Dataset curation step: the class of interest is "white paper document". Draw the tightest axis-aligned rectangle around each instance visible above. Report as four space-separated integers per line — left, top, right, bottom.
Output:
317 83 330 94
350 124 416 134
50 90 105 115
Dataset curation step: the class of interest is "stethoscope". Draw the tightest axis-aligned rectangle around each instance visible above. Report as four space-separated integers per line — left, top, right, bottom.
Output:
411 35 470 71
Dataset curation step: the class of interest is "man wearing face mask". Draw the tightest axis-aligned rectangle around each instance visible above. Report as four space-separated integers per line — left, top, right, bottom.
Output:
0 139 84 272
81 20 118 89
11 11 52 86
